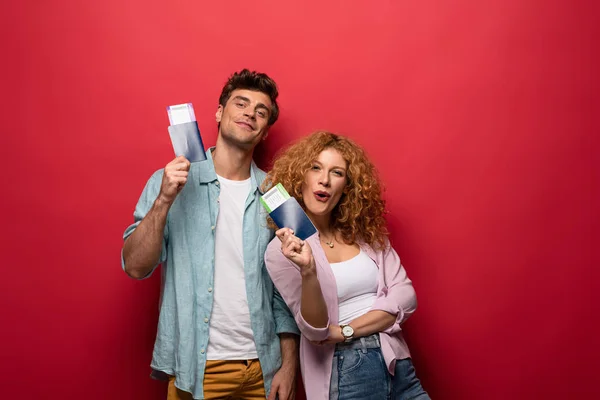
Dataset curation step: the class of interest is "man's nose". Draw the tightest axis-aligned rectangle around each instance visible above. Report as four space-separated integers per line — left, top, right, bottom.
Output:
243 108 256 119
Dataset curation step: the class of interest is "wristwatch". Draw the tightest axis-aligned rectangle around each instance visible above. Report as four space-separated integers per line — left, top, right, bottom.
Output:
340 324 354 343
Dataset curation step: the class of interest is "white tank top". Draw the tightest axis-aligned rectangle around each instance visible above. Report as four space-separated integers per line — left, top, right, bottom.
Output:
329 250 378 325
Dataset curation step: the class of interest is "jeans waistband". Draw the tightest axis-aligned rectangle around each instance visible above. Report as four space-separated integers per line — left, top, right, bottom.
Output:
335 333 381 351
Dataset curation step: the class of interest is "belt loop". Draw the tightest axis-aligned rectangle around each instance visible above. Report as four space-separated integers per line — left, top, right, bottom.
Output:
359 337 368 354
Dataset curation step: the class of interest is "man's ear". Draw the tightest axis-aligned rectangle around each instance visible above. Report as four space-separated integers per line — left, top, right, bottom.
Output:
215 105 223 123
262 129 269 141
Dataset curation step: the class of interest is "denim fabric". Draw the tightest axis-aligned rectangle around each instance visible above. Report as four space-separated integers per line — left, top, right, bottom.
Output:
122 148 299 400
329 334 429 400
265 232 417 400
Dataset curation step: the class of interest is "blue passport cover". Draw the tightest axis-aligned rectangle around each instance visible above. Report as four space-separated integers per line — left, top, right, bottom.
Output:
167 121 206 163
268 197 317 240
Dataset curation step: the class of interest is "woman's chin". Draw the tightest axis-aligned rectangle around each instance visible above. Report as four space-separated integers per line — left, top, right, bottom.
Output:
306 209 332 219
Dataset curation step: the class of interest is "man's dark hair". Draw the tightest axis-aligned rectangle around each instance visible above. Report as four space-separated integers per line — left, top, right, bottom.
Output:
219 69 280 126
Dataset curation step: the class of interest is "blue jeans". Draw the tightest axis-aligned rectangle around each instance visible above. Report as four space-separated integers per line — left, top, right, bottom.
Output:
329 334 430 400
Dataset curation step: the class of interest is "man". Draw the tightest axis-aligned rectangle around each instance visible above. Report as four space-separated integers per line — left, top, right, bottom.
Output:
122 69 300 400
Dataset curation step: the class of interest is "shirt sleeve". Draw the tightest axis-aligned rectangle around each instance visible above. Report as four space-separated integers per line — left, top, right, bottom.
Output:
121 170 168 279
272 286 301 335
370 243 417 334
265 240 330 342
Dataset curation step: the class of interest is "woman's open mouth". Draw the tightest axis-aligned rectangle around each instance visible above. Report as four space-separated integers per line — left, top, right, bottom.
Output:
314 191 331 202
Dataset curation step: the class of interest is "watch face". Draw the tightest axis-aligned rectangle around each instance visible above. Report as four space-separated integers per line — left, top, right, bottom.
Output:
342 325 354 337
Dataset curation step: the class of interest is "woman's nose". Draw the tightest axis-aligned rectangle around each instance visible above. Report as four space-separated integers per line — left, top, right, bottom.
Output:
319 172 330 186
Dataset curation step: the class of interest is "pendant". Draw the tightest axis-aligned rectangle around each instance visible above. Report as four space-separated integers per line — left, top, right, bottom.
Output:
325 241 334 248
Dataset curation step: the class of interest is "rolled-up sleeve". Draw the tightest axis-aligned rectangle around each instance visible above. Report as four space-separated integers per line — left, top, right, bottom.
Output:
121 170 168 279
265 240 329 342
272 287 300 335
370 244 417 334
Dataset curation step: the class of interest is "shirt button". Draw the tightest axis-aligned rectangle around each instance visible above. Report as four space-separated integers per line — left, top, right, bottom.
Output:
211 225 215 230
215 181 220 186
208 287 213 292
200 349 205 354
204 317 209 323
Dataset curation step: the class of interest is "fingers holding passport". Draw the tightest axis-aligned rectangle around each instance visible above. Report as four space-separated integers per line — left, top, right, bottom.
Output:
159 156 191 204
276 228 300 253
276 228 313 269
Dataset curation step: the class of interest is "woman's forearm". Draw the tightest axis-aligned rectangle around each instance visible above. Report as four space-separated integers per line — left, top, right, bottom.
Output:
348 310 397 338
300 266 329 328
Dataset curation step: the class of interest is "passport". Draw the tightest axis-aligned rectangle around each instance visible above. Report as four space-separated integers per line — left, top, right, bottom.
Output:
260 184 317 240
166 103 206 163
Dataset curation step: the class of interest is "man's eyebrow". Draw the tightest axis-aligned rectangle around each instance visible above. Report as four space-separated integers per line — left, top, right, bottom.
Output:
255 103 270 112
232 95 250 103
232 96 270 114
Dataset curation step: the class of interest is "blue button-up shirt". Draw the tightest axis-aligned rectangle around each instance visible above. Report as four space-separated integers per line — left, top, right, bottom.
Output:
122 148 299 399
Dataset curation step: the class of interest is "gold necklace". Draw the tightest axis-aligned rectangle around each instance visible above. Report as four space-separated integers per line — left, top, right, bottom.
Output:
321 232 335 248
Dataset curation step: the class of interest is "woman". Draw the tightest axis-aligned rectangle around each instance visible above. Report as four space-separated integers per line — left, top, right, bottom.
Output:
264 132 429 400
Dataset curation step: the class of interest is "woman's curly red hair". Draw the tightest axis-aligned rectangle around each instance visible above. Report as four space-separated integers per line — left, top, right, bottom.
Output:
263 131 389 250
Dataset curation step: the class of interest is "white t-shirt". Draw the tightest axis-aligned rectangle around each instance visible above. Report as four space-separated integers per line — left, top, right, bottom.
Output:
330 250 379 325
206 174 257 360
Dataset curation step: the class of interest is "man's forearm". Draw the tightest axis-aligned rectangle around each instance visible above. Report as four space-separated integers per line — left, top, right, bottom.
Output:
279 333 300 370
123 198 170 279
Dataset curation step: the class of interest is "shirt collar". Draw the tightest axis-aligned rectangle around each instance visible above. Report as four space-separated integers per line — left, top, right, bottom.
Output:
194 147 265 194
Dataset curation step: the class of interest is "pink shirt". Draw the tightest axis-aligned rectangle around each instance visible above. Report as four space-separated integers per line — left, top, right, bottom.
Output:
265 234 418 400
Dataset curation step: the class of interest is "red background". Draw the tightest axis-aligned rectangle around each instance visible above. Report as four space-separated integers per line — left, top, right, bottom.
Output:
1 1 597 399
